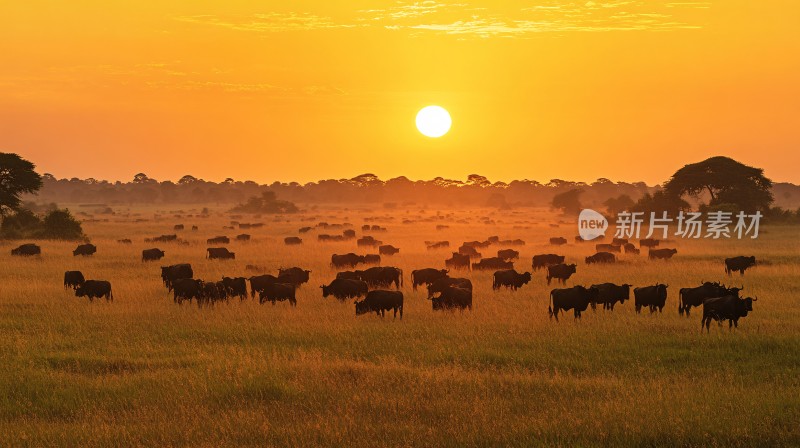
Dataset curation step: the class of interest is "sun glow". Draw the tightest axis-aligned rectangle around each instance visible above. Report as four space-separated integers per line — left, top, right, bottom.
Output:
416 106 452 138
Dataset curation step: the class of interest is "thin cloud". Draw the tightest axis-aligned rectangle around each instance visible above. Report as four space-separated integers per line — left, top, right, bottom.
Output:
176 12 359 33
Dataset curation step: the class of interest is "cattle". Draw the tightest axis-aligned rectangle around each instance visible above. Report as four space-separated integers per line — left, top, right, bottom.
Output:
142 248 165 262
207 236 230 245
612 238 628 246
497 249 519 261
725 256 756 276
443 253 469 271
355 290 404 319
358 266 403 288
343 229 356 239
236 234 251 242
284 236 302 245
549 237 567 246
357 236 382 247
427 277 472 299
173 278 204 304
161 264 193 291
64 271 85 290
585 252 616 265
11 243 40 256
299 226 312 233
222 276 248 300
363 254 381 265
499 239 526 246
207 247 235 260
623 243 640 254
549 286 599 321
532 254 565 271
425 241 449 250
331 253 363 269
378 245 400 256
73 243 96 256
492 269 532 290
278 267 311 287
457 245 481 258
150 234 178 243
75 280 113 302
321 278 369 301
200 281 228 305
248 274 280 298
701 295 756 331
596 243 621 253
640 238 660 248
117 239 132 244
679 282 741 316
258 283 297 306
319 234 346 242
174 224 184 230
649 248 677 260
472 257 514 271
191 226 199 231
546 263 577 285
634 284 668 313
430 287 472 311
589 283 631 310
411 268 449 290
463 240 492 249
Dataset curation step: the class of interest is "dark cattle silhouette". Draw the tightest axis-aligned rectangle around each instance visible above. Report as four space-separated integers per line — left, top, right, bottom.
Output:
207 247 235 260
472 257 513 271
299 226 312 233
427 277 472 299
549 286 599 321
355 290 403 319
679 282 741 316
532 254 565 271
457 245 481 258
278 267 311 287
236 234 251 241
172 278 204 304
222 277 248 300
725 256 756 276
612 238 628 245
75 280 113 302
64 271 85 290
634 284 668 313
258 283 296 306
207 236 230 245
497 249 519 261
321 278 369 301
546 263 577 285
142 248 165 262
117 239 132 244
492 269 532 290
248 274 280 298
622 243 640 254
73 244 96 256
640 238 660 248
411 268 449 290
585 252 615 264
596 243 621 253
430 287 472 311
649 248 677 260
11 244 40 256
379 245 400 256
701 296 756 332
549 237 567 246
284 237 302 245
357 236 382 247
425 241 449 250
331 253 363 268
174 224 184 230
445 253 471 270
161 264 193 291
589 283 631 310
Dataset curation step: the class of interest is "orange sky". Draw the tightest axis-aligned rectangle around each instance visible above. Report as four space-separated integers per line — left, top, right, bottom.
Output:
1 1 798 185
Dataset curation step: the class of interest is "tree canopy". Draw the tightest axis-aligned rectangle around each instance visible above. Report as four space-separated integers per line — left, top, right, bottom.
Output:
0 153 43 216
551 188 583 215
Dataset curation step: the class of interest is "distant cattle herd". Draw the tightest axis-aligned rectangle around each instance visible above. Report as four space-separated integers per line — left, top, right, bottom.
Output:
9 225 761 332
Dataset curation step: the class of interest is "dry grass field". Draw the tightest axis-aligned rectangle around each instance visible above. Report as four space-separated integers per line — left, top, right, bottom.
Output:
1 205 798 446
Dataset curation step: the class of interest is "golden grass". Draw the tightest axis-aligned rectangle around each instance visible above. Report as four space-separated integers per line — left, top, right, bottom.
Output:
0 205 798 446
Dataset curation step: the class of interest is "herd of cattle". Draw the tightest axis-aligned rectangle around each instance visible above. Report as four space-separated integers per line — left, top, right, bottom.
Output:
10 227 761 332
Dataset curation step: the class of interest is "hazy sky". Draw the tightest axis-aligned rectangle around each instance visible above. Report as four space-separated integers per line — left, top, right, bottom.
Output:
1 1 798 184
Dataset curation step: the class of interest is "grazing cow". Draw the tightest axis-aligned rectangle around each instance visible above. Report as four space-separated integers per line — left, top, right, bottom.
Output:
248 274 280 298
117 239 132 244
207 236 230 245
589 283 631 310
278 267 311 287
472 257 513 271
284 236 302 245
174 224 184 231
532 254 565 271
640 238 659 248
701 295 756 331
141 248 165 262
379 245 400 256
173 278 204 304
222 276 248 300
200 281 228 305
549 237 567 246
321 278 369 300
73 244 96 256
427 277 472 299
75 280 113 302
725 256 756 276
463 240 492 249
623 243 639 254
236 234 251 241
151 234 178 243
343 229 356 239
436 225 449 231
319 234 346 242
63 271 85 290
11 243 40 256
612 238 628 246
207 247 235 260
411 268 449 290
363 254 382 265
679 282 741 316
596 243 621 253
357 236 382 247
457 245 481 258
161 264 193 291
585 252 616 265
499 239 526 246
191 226 198 231
358 266 403 288
634 284 668 313
430 287 472 311
258 283 297 306
355 290 404 319
649 248 677 260
445 253 471 270
492 269 532 290
497 249 519 261
549 286 599 321
425 241 449 250
331 253 362 268
487 236 500 243
546 263 577 285
299 226 312 233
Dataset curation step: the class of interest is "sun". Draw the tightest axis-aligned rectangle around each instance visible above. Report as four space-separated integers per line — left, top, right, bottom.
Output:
416 105 451 138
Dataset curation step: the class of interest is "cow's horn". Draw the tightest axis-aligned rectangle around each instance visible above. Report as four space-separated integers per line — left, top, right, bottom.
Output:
752 296 758 301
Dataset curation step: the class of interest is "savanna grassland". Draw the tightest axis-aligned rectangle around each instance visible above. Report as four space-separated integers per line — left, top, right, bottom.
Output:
1 205 798 447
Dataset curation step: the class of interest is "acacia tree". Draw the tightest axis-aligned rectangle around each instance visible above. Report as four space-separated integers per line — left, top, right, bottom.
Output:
551 188 583 215
664 156 773 212
0 153 43 216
